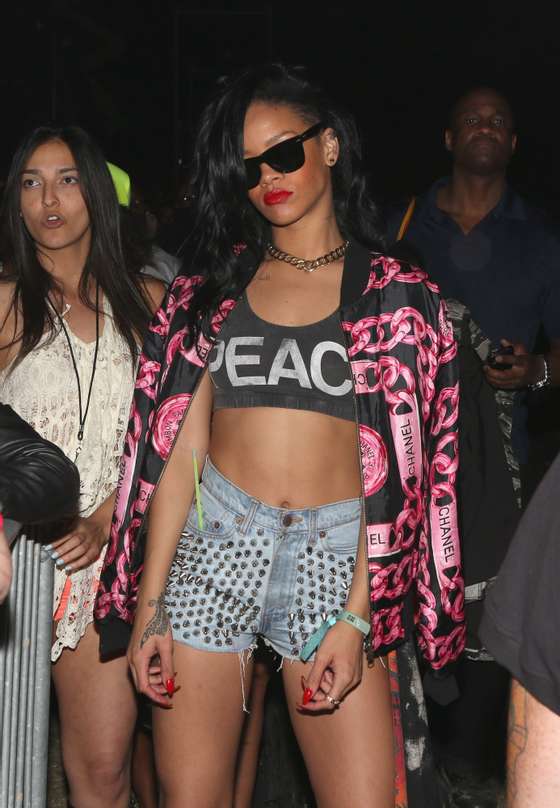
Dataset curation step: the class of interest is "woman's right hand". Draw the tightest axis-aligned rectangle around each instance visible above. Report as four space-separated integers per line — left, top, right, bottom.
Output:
128 592 176 707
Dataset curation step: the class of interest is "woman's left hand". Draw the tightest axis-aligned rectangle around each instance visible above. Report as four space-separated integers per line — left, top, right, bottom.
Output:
48 515 108 573
299 621 364 712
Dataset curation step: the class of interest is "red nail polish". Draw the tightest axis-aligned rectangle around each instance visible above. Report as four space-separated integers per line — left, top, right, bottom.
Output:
166 677 175 696
0 512 4 530
302 687 313 705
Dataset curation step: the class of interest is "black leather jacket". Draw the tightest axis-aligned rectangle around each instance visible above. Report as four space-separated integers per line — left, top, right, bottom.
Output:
0 404 80 524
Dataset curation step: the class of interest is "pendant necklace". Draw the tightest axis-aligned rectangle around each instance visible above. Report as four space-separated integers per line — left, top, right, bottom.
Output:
49 283 101 462
266 240 349 273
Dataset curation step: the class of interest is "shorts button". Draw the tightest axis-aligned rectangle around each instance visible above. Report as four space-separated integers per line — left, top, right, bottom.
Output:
319 530 326 538
282 514 293 527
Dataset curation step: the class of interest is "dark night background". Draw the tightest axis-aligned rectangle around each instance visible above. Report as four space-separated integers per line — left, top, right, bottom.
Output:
1 1 558 216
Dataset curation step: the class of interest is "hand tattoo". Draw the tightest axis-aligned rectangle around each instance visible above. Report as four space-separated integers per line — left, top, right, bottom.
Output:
140 592 170 648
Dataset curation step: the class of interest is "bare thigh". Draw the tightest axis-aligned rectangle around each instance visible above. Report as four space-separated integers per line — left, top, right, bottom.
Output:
52 622 137 806
152 642 254 808
234 658 272 808
283 657 394 808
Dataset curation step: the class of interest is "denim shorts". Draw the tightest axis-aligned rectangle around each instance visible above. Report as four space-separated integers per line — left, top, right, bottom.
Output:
165 459 361 659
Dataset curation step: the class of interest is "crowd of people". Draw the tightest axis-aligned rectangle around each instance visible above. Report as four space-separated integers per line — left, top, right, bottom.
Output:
0 62 559 808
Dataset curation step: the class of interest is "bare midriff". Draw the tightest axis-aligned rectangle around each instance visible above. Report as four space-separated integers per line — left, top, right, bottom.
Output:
209 407 361 509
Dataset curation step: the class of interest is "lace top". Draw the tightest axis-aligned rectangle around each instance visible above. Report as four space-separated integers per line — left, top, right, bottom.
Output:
0 300 135 660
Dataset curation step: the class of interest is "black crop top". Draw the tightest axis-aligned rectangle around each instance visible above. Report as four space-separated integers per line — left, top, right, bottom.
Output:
208 293 355 422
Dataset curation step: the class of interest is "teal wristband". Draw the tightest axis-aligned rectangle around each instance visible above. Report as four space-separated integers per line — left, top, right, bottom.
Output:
299 615 337 662
337 609 370 637
299 610 370 663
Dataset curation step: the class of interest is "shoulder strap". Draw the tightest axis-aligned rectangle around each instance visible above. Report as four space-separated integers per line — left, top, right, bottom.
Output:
396 197 416 241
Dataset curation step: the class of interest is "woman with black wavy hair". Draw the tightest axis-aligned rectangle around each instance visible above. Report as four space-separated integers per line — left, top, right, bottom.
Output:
0 125 164 806
97 64 464 807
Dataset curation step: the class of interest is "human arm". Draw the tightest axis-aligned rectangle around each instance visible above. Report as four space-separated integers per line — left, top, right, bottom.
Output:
48 490 116 572
47 279 167 573
483 337 560 390
140 277 167 315
0 280 19 371
0 515 12 603
301 520 370 711
506 678 560 808
479 452 560 805
484 227 560 390
127 370 213 706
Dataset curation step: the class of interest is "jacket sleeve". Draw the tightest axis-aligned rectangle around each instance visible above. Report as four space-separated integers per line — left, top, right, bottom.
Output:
95 272 202 655
0 404 80 525
94 301 167 628
415 295 465 671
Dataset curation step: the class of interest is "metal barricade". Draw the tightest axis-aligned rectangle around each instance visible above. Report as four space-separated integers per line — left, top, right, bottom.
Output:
0 534 53 807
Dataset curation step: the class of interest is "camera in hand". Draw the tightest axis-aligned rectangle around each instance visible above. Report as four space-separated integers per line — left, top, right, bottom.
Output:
486 345 514 371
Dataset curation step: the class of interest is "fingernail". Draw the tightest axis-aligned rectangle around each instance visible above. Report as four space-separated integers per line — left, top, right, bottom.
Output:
44 544 53 552
302 687 313 706
64 564 73 574
166 677 175 696
56 558 65 567
51 550 60 561
0 512 5 530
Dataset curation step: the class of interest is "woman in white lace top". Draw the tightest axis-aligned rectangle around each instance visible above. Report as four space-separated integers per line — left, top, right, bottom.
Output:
0 126 164 807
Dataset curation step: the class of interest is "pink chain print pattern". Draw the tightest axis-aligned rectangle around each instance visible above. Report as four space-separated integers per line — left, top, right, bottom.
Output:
347 281 463 666
365 254 440 294
135 354 161 400
149 275 203 342
360 425 389 496
96 253 465 678
96 279 240 624
151 393 193 460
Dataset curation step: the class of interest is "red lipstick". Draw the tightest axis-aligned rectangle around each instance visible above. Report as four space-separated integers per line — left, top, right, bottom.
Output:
263 190 293 206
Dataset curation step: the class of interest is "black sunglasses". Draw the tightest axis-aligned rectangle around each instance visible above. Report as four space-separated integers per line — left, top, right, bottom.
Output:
244 121 324 190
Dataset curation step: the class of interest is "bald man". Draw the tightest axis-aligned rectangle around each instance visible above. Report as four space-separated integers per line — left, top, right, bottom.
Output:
387 87 560 803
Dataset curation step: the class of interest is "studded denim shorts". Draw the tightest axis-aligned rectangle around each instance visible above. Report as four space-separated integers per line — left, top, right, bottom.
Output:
165 459 361 659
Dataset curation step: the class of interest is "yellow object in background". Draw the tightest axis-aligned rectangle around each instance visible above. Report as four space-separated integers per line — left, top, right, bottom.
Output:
107 161 131 208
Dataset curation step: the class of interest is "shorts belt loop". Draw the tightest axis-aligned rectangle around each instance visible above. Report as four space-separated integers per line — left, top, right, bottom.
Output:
238 499 258 536
309 508 318 545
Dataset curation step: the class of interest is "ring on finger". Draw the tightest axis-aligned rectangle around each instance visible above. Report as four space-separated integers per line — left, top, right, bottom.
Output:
326 695 341 707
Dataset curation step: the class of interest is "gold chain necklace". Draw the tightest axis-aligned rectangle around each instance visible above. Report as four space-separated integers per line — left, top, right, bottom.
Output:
266 240 350 273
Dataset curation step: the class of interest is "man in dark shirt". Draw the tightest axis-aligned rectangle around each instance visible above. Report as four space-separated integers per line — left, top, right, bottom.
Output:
387 87 560 801
389 86 560 465
480 452 560 807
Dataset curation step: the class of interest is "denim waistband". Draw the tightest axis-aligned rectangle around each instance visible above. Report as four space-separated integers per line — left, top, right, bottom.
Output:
202 458 362 533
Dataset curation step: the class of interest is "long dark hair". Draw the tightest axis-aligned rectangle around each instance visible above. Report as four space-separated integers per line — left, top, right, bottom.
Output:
0 125 154 365
186 62 385 345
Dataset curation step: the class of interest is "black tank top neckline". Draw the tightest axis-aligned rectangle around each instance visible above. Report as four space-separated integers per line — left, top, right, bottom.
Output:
208 292 355 422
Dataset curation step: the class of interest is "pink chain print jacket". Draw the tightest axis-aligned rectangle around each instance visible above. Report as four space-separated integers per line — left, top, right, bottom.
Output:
95 242 465 805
